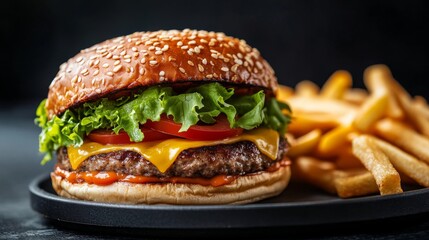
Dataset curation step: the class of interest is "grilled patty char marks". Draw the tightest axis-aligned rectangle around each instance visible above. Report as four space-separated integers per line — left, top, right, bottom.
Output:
57 139 287 178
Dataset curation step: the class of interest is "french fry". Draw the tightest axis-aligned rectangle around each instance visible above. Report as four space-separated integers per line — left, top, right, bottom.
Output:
333 169 379 198
390 77 429 136
276 84 294 102
343 88 368 105
414 100 429 120
296 80 319 97
374 119 429 164
288 113 339 135
353 92 388 132
320 70 353 99
414 95 427 105
336 145 364 169
293 157 337 194
317 125 354 157
288 96 357 116
352 135 403 195
364 65 404 119
287 129 322 158
371 136 429 187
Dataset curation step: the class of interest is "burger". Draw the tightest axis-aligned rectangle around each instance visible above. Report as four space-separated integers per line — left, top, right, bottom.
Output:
35 29 292 204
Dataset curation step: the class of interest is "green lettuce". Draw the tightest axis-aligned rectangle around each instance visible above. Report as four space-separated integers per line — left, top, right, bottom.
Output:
36 83 291 164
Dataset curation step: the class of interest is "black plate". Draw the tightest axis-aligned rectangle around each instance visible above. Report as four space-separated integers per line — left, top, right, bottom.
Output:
30 174 429 229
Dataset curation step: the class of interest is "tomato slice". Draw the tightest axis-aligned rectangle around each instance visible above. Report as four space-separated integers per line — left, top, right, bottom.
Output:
145 115 243 141
87 127 172 144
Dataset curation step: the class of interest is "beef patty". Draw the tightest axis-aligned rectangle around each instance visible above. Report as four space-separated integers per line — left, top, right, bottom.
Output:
57 138 287 178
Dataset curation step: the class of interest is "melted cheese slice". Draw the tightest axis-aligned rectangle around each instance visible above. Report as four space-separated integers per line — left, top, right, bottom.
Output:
68 128 279 173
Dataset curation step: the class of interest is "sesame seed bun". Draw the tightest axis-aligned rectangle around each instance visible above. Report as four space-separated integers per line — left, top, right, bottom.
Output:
51 165 290 205
46 29 278 118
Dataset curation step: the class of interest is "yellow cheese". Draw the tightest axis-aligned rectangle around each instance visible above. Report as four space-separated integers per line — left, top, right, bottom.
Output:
67 128 279 173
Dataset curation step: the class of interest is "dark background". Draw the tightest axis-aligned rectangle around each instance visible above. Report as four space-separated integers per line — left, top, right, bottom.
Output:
2 1 429 238
2 0 429 107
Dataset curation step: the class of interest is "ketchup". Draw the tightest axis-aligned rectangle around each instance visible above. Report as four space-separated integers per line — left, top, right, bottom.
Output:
54 159 290 187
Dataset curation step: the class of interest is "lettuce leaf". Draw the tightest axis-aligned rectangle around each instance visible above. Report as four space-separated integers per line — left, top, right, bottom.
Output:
36 82 291 164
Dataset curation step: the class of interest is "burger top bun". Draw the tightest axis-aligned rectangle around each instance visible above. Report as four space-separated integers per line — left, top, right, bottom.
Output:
46 29 278 118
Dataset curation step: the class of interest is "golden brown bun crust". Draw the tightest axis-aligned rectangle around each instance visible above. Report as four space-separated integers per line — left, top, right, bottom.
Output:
46 29 278 118
51 166 290 205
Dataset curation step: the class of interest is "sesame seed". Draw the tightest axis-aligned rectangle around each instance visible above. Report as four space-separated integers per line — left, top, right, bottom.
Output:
221 67 229 72
168 56 176 62
81 68 89 75
113 65 122 72
106 52 112 59
133 52 139 58
124 55 131 59
77 76 82 83
140 57 146 64
198 64 204 72
211 53 218 59
179 67 186 74
181 45 189 50
202 58 207 65
210 61 214 66
106 72 114 76
159 71 165 76
90 55 97 60
130 67 134 73
112 55 120 60
187 49 193 56
93 69 100 76
188 40 196 45
148 46 155 51
155 50 163 55
71 75 78 83
177 41 183 46
139 68 145 75
206 74 213 79
94 59 100 65
256 61 263 69
124 58 131 63
234 59 243 65
95 88 102 94
102 63 109 68
135 41 142 45
155 47 161 51
231 64 239 73
131 47 138 52
159 76 165 81
120 50 126 56
194 47 200 54
117 44 124 49
200 39 208 43
237 53 243 58
76 57 83 63
162 45 169 51
209 41 215 47
149 60 157 66
114 60 121 66
187 60 194 66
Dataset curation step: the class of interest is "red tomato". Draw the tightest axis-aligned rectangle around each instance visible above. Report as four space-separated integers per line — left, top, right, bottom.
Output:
87 127 172 144
145 115 243 141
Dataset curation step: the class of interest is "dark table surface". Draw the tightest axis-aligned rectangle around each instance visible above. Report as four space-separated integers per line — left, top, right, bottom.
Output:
2 103 429 240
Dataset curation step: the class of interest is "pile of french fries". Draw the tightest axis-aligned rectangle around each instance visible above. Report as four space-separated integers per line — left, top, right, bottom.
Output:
277 64 429 198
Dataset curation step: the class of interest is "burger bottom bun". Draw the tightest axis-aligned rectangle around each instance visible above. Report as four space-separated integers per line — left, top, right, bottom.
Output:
51 166 290 205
